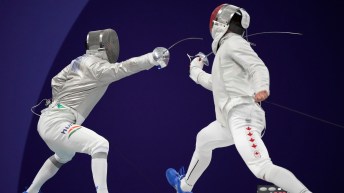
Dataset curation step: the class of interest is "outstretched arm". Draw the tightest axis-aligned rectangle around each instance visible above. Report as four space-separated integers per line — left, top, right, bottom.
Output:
95 52 159 83
95 47 170 83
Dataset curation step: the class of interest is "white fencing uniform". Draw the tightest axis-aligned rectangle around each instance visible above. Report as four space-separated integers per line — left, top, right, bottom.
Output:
183 33 311 193
25 27 164 193
38 51 157 161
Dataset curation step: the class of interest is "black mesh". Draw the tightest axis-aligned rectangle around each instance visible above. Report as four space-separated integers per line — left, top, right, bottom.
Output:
86 29 120 63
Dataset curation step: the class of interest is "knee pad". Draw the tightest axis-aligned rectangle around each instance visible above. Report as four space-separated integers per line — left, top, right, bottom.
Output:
50 154 74 168
91 137 109 156
92 152 108 159
246 158 273 180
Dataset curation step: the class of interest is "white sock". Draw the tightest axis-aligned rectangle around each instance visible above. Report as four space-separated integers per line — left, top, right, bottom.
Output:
26 158 59 193
181 150 212 192
265 165 311 193
180 178 194 192
91 158 108 193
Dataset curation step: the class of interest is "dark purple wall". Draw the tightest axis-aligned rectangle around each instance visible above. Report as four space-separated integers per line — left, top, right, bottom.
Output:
1 0 343 192
0 1 89 193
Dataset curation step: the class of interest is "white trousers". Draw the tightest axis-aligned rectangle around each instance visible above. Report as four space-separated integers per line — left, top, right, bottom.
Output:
38 108 109 163
182 103 309 193
184 103 269 180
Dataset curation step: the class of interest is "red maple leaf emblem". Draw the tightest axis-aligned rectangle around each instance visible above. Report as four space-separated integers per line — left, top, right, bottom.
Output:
249 138 255 142
247 132 253 136
252 144 257 148
254 150 261 158
246 127 252 130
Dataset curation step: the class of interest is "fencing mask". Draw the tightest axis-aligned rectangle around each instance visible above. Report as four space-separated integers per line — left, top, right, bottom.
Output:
86 29 120 63
209 4 250 53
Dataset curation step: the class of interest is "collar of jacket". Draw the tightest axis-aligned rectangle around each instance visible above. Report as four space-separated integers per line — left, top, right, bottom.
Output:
219 32 241 46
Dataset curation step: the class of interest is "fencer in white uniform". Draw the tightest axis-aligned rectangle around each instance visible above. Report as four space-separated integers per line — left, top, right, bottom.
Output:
25 29 170 193
166 4 312 193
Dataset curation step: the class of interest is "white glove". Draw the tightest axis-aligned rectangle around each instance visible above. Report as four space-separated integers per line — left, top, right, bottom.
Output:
152 47 170 69
188 52 209 69
188 52 211 85
190 57 204 69
189 57 204 83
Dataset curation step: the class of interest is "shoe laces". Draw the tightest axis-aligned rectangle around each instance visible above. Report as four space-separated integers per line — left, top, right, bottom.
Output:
179 166 186 180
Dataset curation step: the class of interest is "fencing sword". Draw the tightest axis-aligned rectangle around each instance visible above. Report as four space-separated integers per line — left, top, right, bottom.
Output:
154 37 203 69
264 100 344 129
186 31 303 65
167 37 204 51
246 31 303 38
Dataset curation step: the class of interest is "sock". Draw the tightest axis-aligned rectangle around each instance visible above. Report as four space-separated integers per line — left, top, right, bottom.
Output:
26 158 60 193
264 165 311 193
181 150 212 192
180 178 194 192
91 157 108 193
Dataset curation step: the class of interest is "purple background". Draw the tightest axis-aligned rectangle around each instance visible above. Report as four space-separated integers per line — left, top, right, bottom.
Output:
1 0 343 192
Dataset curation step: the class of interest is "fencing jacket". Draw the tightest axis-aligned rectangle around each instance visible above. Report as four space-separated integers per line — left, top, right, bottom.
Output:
48 51 157 124
190 32 270 127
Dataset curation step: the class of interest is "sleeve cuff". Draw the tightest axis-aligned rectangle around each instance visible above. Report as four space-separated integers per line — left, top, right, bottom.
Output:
189 67 203 83
255 86 270 95
148 53 159 66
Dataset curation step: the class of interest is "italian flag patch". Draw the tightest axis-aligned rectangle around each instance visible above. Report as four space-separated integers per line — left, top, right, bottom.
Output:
68 125 82 139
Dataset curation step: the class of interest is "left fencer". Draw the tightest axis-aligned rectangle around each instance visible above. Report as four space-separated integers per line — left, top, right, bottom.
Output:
24 28 170 193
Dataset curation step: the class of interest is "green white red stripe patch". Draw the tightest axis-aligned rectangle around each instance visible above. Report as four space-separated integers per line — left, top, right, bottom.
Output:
68 125 82 139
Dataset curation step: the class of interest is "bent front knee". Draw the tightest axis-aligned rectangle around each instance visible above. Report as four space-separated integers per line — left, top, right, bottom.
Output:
91 137 109 156
50 154 73 168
